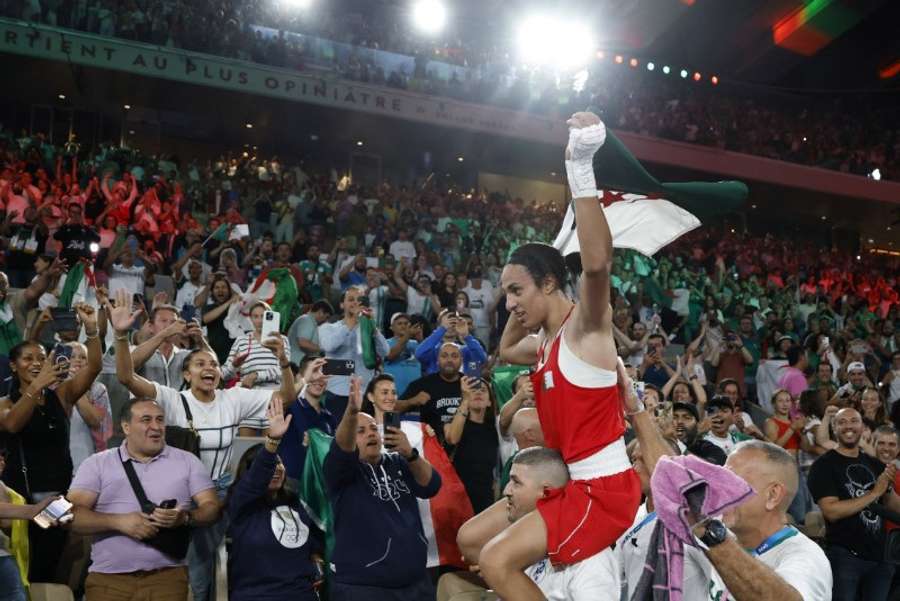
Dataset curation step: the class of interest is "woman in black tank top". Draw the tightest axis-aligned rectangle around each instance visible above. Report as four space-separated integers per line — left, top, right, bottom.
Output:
0 304 102 582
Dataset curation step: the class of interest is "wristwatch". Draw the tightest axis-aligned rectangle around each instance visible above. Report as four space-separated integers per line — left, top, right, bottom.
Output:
697 518 728 548
405 448 420 462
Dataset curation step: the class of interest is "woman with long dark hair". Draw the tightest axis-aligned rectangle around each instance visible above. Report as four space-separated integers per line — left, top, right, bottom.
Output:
226 398 321 601
443 376 499 513
457 113 641 600
0 303 100 582
199 274 240 364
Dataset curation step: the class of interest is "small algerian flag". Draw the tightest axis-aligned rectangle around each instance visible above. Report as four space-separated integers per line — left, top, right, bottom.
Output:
554 128 748 257
225 267 301 337
57 260 98 309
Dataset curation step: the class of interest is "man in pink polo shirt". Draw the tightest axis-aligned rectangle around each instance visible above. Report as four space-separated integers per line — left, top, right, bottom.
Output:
68 398 220 601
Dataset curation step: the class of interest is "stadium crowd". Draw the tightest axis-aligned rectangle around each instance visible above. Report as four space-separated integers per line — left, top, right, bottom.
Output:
3 0 900 181
0 111 898 601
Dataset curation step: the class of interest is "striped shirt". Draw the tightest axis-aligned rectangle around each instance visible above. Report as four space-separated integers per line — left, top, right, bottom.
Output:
153 383 271 480
221 333 290 389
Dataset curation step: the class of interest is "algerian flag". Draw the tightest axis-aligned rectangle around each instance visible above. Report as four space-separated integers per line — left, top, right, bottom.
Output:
554 129 748 257
57 260 97 309
224 267 301 338
299 428 335 560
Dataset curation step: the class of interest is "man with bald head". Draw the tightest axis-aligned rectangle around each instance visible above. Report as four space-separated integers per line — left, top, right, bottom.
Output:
498 408 544 491
615 363 831 601
324 377 442 600
808 407 900 601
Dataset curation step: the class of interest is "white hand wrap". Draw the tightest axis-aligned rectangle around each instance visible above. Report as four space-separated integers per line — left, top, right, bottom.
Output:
565 122 607 199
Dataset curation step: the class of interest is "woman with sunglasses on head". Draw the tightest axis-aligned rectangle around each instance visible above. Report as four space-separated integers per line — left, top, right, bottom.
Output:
0 303 100 583
226 398 321 601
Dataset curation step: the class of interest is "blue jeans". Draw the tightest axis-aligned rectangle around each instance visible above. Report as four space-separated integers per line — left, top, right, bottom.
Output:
788 467 810 524
0 556 26 601
828 544 895 601
187 473 232 601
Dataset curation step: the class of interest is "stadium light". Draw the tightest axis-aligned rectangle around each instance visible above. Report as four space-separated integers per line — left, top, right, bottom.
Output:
693 71 701 81
283 0 313 9
870 168 882 181
629 58 638 67
662 65 671 74
647 62 655 71
680 69 689 78
517 16 594 69
413 0 447 35
710 75 719 85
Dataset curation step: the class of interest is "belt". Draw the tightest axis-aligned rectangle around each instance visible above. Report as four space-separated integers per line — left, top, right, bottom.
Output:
568 438 631 480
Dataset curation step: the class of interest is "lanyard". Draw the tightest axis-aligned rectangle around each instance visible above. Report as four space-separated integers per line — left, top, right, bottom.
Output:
751 525 798 556
625 511 657 541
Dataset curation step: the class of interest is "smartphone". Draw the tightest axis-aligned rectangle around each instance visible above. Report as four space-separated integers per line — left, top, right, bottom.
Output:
821 336 829 348
52 343 73 365
180 304 196 323
34 498 73 529
383 411 401 432
323 358 355 376
260 310 281 340
632 381 645 401
50 308 78 333
158 499 177 509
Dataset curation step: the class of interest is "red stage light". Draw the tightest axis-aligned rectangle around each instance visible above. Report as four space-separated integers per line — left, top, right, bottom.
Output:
693 72 701 81
629 58 638 67
711 75 719 85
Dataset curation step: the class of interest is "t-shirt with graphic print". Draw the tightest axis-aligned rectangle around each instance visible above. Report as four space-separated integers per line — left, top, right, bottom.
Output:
807 449 888 560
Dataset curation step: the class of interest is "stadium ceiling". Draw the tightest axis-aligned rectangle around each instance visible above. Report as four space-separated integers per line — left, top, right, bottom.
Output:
404 0 900 91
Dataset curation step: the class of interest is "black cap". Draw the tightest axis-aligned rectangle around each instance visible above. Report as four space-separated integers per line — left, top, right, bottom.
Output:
672 401 700 421
705 396 734 413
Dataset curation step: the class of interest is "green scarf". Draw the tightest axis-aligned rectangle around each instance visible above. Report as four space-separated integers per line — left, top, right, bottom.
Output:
0 301 23 356
359 315 377 370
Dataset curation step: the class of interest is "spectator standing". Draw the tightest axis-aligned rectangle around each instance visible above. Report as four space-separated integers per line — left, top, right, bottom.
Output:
703 396 752 455
319 287 389 416
415 309 486 378
0 304 100 582
397 343 463 444
443 376 499 513
226 399 321 601
67 397 219 601
778 346 809 400
199 275 241 364
222 302 291 390
54 202 100 268
808 408 900 601
280 358 335 484
388 228 417 262
111 290 296 601
286 300 333 366
324 378 441 601
66 341 112 472
462 265 496 344
393 260 442 322
383 313 423 397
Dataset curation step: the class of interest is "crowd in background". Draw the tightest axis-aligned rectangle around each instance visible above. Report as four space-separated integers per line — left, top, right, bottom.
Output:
0 115 899 599
2 0 900 181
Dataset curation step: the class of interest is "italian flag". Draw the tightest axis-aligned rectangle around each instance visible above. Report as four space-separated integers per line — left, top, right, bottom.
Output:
554 129 748 257
299 421 473 570
57 260 98 309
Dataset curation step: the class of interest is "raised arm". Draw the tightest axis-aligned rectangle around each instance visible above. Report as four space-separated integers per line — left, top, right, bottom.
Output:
498 317 539 366
58 304 103 408
110 290 157 399
567 113 612 332
335 377 362 453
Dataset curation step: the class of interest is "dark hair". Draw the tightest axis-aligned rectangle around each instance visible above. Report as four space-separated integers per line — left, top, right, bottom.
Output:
507 243 568 293
7 341 45 394
311 300 334 315
119 396 162 424
150 303 179 322
360 373 396 415
786 345 803 367
798 389 823 419
227 444 293 509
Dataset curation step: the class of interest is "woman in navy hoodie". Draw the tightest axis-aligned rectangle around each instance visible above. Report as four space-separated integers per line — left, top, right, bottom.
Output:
227 398 321 601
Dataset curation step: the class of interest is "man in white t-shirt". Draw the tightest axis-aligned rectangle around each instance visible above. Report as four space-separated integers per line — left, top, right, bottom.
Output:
174 260 207 310
388 228 416 262
105 246 145 298
682 440 832 601
462 266 496 344
702 396 752 456
452 447 618 601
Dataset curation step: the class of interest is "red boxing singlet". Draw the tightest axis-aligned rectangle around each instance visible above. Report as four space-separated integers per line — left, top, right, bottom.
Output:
530 310 641 566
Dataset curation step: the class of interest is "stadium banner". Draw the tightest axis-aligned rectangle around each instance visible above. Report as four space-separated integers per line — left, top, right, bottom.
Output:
0 18 566 144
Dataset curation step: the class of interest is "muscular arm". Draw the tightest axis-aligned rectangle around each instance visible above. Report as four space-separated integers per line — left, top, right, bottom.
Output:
703 537 803 601
498 317 539 366
572 194 613 332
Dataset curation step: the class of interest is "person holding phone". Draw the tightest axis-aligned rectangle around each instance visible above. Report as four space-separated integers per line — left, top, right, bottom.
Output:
110 290 298 601
443 376 499 513
0 303 100 583
415 309 487 378
324 378 441 600
222 301 291 390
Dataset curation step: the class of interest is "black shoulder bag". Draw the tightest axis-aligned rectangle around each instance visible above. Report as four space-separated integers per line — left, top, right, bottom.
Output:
164 394 201 457
120 455 191 560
